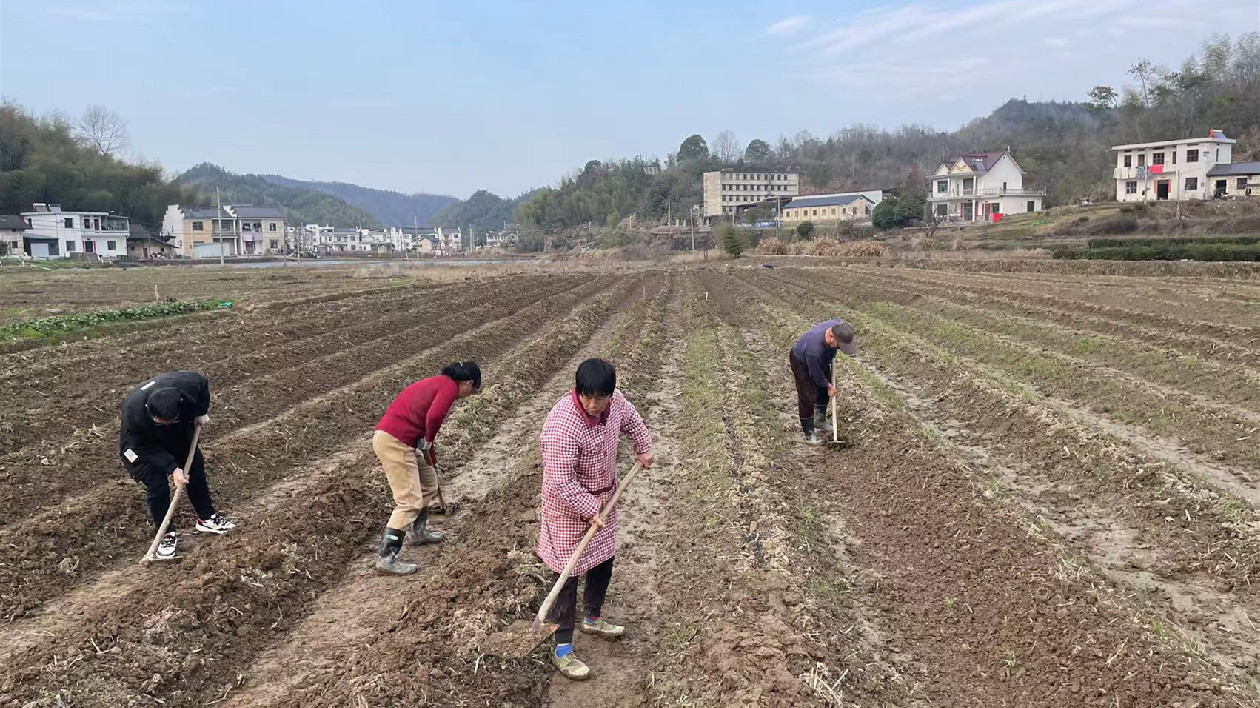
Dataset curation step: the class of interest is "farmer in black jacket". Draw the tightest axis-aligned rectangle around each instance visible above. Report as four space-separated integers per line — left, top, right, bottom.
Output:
119 371 235 560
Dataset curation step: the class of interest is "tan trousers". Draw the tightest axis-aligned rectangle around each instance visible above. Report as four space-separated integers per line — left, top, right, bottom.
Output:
373 430 440 530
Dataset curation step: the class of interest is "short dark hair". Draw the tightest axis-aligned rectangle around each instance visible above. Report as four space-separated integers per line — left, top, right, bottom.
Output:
147 387 184 421
442 361 482 390
575 358 616 397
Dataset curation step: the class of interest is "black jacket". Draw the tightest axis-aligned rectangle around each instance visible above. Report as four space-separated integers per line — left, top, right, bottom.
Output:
118 371 211 475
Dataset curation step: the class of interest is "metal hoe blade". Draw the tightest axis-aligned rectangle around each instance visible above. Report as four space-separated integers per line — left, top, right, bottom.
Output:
480 619 558 658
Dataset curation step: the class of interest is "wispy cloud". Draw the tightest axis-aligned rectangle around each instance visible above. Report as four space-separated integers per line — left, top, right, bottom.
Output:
776 0 1254 105
766 15 811 36
47 7 110 21
47 0 190 22
798 0 1139 56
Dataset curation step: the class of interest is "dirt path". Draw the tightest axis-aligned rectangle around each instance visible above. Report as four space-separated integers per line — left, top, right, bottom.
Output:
224 276 668 707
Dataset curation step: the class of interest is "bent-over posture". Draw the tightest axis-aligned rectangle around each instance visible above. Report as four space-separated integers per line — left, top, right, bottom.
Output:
119 370 235 560
374 361 481 575
789 319 857 444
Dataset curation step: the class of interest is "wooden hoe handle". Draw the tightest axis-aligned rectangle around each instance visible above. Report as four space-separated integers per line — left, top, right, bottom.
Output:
141 423 203 564
534 461 644 629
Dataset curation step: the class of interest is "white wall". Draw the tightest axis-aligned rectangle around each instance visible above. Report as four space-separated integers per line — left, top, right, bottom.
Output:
980 157 1024 192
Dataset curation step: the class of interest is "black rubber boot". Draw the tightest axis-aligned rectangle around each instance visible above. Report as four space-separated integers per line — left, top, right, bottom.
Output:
814 405 833 433
801 417 822 445
375 527 417 575
408 508 446 545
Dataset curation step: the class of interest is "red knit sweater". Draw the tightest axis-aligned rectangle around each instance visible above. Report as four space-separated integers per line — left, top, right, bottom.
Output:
376 375 458 448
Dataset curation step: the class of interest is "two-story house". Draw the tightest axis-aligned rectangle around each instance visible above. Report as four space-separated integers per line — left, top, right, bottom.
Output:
434 226 463 254
927 150 1044 222
22 203 130 259
1110 130 1236 202
162 205 240 258
226 205 285 255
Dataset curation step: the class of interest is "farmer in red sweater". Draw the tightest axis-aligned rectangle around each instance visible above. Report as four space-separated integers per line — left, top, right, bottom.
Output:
374 361 481 575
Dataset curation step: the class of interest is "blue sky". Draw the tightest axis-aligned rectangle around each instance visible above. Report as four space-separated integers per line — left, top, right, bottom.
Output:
1 0 1256 198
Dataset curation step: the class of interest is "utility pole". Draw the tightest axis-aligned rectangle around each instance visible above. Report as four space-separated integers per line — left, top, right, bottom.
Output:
216 187 224 266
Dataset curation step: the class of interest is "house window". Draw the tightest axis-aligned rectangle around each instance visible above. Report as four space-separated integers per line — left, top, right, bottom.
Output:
1172 151 1176 165
270 239 279 249
1185 177 1198 191
1125 181 1137 194
107 240 116 250
865 206 870 215
64 217 74 228
193 221 204 231
1027 201 1036 212
936 180 947 193
935 203 948 216
1186 149 1199 162
1152 152 1164 165
1239 178 1249 189
830 208 836 216
812 209 818 216
65 240 75 251
1123 154 1132 167
1137 154 1146 167
1002 181 1008 190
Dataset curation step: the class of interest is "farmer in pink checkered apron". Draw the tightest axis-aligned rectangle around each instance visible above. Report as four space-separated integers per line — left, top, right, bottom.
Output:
538 358 654 680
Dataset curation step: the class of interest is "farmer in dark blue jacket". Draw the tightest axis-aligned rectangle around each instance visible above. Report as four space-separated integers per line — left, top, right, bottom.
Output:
119 371 235 560
789 320 857 444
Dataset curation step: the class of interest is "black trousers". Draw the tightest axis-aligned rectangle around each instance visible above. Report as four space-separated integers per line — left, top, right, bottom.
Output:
547 556 614 645
126 447 215 528
789 350 830 425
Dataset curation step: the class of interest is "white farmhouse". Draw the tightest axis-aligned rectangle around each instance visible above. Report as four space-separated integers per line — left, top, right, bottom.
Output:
1110 130 1238 202
927 150 1044 222
22 204 130 259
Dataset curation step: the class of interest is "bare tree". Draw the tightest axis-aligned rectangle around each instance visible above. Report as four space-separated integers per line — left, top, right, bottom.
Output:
77 105 129 156
711 130 741 164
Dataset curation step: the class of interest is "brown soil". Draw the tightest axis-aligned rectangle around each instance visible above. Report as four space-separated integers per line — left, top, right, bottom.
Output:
2 263 1257 707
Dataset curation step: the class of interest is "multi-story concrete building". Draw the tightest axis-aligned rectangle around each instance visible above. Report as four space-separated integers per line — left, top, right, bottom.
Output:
226 205 285 255
781 193 876 225
162 205 239 258
928 150 1044 222
22 203 130 259
702 170 800 220
1110 131 1239 202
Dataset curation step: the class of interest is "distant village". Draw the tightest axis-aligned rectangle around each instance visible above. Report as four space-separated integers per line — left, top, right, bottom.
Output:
1 129 1256 261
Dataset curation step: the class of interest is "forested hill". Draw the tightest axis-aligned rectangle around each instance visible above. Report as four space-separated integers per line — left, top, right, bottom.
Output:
260 174 456 227
517 33 1260 231
0 102 196 231
176 164 382 228
427 189 541 231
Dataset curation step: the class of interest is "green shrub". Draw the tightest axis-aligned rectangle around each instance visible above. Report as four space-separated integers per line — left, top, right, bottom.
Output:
1086 235 1260 249
1054 242 1260 261
796 221 815 239
0 299 221 340
716 223 745 258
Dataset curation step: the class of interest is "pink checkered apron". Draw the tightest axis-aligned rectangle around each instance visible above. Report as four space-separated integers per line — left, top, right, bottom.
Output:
537 390 652 575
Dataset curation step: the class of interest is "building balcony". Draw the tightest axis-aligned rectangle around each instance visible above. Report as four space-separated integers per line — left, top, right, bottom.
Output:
929 187 1046 201
1113 166 1178 180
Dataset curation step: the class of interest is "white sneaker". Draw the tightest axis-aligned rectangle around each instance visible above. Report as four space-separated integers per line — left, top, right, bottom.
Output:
195 512 236 535
155 532 178 560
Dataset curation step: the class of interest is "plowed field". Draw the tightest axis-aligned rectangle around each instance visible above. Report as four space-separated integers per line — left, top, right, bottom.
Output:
2 263 1257 707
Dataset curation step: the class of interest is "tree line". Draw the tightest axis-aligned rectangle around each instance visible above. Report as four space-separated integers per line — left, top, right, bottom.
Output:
0 101 196 231
518 33 1260 232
